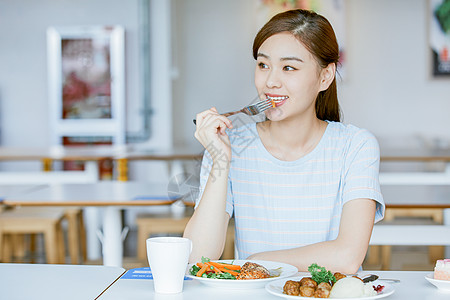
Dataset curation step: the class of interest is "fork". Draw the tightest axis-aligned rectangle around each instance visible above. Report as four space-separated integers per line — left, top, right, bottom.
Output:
193 99 272 124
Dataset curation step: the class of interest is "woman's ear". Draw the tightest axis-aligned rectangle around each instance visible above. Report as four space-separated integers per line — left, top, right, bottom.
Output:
319 63 336 91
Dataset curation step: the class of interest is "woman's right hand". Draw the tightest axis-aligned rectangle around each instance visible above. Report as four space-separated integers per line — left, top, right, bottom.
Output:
194 107 233 164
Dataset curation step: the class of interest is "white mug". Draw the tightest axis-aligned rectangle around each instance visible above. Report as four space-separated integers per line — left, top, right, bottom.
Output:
147 237 192 294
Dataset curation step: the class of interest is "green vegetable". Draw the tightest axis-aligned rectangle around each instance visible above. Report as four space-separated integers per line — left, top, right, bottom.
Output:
189 264 200 276
308 263 336 284
190 257 238 280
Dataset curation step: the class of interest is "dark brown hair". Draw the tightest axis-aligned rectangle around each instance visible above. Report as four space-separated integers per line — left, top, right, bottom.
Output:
253 9 341 122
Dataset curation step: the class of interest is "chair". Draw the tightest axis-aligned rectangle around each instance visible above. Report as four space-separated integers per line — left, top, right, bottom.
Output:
368 208 446 270
64 208 87 264
136 206 235 261
0 207 66 264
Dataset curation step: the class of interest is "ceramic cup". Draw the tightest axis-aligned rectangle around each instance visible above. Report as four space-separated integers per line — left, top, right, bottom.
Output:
147 237 192 294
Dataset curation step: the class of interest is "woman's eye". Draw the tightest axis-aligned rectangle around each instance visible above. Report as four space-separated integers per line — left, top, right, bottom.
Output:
283 65 296 71
258 62 268 69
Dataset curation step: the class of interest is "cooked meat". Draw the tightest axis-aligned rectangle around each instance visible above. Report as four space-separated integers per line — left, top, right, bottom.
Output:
299 286 316 297
334 272 346 282
283 280 301 296
352 276 363 281
314 286 330 298
317 282 332 291
235 262 270 280
299 277 318 289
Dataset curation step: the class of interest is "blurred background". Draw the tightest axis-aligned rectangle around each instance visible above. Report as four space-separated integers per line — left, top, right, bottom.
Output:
1 0 449 168
1 0 450 269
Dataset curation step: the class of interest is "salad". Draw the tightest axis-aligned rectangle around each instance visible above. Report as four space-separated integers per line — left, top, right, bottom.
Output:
189 257 242 279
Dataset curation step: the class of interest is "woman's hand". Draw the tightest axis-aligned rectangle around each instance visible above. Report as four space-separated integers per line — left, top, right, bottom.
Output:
194 107 233 164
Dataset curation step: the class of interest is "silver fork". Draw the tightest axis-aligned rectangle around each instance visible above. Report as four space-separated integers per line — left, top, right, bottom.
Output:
193 99 272 124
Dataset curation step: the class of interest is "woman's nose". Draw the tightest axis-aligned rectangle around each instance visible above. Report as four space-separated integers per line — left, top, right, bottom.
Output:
266 70 281 88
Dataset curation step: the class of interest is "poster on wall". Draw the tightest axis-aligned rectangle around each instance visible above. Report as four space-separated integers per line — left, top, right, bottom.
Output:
61 37 112 119
258 0 346 79
47 26 126 146
430 0 450 77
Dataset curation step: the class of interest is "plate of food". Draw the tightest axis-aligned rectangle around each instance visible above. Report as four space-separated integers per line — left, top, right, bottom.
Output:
265 264 394 299
186 258 298 289
425 259 450 291
425 273 450 291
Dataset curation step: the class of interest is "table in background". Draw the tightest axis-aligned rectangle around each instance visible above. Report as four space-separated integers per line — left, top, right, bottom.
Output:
370 185 450 266
2 181 181 267
0 145 204 181
0 263 125 300
98 270 447 300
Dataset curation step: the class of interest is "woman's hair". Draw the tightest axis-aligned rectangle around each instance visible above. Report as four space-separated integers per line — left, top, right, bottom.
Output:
253 9 341 122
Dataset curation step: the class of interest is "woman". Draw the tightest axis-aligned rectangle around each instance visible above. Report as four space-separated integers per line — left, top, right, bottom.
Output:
183 9 384 273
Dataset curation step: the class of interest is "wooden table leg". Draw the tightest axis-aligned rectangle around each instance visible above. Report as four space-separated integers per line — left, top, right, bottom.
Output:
41 158 53 172
117 158 128 181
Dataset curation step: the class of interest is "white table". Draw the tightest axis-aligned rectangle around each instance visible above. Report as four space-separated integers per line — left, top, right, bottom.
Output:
2 181 181 267
98 270 449 299
0 184 47 201
0 263 125 300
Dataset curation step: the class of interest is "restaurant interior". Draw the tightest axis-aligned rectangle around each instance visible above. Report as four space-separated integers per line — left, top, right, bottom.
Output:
1 0 450 298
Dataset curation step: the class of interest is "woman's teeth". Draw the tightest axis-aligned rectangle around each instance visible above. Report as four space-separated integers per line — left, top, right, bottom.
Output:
266 96 288 107
267 96 288 102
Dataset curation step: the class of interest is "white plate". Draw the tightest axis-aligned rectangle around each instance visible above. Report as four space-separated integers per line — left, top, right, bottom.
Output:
186 260 298 289
265 276 395 300
425 273 450 291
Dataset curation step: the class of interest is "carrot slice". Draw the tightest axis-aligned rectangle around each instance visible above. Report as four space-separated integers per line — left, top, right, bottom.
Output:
196 263 209 277
205 262 222 274
218 267 239 276
209 261 241 270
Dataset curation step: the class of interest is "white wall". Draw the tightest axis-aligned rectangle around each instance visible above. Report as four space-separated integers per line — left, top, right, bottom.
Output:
341 0 450 147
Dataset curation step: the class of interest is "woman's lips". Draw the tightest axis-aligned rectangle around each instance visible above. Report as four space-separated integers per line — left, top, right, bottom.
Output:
266 95 289 107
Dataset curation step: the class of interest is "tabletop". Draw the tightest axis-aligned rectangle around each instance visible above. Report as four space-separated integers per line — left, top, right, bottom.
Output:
380 147 450 162
98 270 449 300
2 181 181 206
0 263 125 300
0 184 47 201
0 145 204 161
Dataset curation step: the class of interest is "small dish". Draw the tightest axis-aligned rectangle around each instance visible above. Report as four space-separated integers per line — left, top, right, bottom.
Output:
425 273 450 291
186 260 298 289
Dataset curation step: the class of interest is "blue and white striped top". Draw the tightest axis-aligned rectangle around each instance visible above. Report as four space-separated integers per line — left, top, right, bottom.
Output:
196 121 384 259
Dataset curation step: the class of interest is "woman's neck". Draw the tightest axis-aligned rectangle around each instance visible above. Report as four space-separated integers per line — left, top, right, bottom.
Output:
257 117 327 161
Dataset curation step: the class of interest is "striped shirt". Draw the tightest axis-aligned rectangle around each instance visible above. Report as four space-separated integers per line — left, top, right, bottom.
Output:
196 121 384 259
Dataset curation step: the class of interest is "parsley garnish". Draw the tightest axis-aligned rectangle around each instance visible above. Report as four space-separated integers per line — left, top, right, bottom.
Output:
308 263 336 284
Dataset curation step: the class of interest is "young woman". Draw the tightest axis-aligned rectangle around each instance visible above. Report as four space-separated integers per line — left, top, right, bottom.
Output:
183 9 384 273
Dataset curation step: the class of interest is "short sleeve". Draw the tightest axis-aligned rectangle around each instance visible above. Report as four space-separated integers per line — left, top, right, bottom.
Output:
195 150 234 218
342 129 385 223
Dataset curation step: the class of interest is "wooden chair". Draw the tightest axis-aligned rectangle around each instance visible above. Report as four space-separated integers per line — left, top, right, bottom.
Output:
136 206 235 261
0 207 66 264
367 208 445 270
63 208 87 264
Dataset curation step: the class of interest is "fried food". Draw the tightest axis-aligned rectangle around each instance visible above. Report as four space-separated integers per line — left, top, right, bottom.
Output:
284 276 332 298
299 277 318 289
317 282 332 291
314 287 330 298
333 272 346 282
299 285 316 297
283 280 300 296
235 262 270 280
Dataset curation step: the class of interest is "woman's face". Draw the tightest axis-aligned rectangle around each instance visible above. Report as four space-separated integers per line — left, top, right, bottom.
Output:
254 32 329 122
